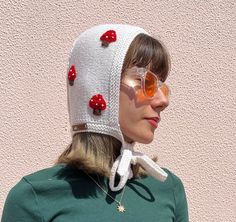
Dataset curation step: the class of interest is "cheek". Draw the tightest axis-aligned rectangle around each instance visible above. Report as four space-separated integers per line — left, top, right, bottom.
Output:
119 91 145 135
119 87 148 124
119 91 155 144
119 91 136 122
119 95 138 138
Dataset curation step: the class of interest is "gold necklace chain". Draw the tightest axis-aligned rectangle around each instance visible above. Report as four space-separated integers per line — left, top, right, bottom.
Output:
85 172 126 213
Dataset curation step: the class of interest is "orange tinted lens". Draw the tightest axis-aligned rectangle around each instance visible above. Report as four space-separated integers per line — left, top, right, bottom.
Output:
144 71 157 97
160 83 170 97
136 88 147 101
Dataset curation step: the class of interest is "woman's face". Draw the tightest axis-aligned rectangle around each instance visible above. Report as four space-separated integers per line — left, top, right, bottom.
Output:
119 66 169 144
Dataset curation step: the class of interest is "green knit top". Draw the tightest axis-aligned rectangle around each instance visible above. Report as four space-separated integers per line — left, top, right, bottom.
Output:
1 163 189 222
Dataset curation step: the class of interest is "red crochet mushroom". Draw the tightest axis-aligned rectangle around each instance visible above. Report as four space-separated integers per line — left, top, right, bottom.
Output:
100 30 117 47
89 94 107 115
68 65 76 86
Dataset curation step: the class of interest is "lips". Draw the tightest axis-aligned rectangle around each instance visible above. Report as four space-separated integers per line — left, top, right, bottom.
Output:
145 117 160 123
145 117 160 128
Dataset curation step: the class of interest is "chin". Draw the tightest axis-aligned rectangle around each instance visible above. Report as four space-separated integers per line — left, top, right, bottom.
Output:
122 127 155 144
135 133 154 144
139 137 154 144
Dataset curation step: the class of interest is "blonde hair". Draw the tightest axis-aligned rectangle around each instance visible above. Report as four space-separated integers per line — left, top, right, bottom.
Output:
55 132 151 178
56 33 169 178
56 132 121 178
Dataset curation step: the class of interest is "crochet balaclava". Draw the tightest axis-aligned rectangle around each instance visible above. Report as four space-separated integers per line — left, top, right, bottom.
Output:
67 24 168 191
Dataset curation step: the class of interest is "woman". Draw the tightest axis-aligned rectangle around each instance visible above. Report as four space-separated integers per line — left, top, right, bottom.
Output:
1 24 189 221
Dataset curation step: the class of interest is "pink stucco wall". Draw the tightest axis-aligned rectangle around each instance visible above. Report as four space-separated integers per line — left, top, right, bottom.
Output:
0 0 235 221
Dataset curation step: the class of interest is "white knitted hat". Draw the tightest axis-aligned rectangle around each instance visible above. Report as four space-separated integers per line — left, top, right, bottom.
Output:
67 24 168 191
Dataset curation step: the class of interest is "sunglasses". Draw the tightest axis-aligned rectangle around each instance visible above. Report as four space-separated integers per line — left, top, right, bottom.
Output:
121 66 170 99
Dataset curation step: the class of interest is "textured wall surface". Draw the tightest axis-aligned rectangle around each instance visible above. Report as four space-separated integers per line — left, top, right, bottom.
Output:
0 0 235 221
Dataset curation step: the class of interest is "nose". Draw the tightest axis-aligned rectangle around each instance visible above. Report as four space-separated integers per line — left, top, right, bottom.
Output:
150 88 169 111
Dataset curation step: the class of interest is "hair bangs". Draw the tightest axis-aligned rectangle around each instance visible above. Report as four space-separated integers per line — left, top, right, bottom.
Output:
122 33 170 82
